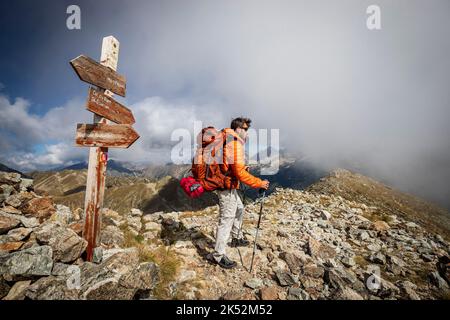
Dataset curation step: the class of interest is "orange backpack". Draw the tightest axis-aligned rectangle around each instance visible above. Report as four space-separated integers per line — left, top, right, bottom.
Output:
191 127 233 191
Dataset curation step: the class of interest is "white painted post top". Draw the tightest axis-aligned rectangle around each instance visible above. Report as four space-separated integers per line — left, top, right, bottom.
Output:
100 35 120 71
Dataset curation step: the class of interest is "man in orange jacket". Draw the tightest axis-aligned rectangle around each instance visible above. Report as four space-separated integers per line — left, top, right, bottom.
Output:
212 117 270 269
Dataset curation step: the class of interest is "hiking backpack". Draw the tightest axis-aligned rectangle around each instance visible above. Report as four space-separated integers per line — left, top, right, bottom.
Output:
180 127 233 198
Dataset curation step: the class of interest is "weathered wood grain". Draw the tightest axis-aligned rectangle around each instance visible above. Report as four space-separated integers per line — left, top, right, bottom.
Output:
86 87 135 125
76 123 140 148
70 54 126 97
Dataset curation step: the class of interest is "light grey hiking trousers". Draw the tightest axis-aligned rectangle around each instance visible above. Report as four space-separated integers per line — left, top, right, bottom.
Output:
212 189 244 262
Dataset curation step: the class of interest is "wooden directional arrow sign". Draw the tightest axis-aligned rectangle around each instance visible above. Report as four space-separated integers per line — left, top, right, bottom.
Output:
70 55 126 97
86 88 135 125
75 123 139 148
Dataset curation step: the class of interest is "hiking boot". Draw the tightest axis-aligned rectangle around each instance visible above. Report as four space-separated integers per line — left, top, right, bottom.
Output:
217 255 237 269
230 237 250 247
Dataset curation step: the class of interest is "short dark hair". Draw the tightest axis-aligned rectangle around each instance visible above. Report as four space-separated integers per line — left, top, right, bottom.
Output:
230 117 252 130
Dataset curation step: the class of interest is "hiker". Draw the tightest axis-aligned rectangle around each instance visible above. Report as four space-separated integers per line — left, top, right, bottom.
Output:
211 117 269 269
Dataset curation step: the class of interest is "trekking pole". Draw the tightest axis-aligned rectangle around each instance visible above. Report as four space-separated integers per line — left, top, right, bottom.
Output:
249 189 266 273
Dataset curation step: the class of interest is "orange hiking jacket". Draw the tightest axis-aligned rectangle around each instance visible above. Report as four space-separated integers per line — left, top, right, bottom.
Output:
221 128 264 190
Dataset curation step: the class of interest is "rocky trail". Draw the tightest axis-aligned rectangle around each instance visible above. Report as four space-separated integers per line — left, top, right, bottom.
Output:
1 170 449 300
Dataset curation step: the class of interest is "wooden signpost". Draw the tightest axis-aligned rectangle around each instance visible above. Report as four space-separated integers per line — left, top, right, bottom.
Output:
70 36 139 261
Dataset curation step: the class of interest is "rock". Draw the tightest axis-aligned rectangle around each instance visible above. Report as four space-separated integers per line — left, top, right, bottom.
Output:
51 263 72 276
119 262 159 291
307 237 336 260
358 231 370 241
302 263 325 278
275 270 297 286
287 287 310 300
321 210 332 220
0 212 39 228
277 230 289 238
177 268 196 283
21 197 56 222
0 185 15 203
398 281 420 300
324 269 346 290
3 280 31 300
0 277 11 299
51 205 73 225
144 222 161 232
372 221 390 232
1 206 22 215
367 243 381 252
5 194 22 208
130 208 143 217
92 247 103 264
68 221 84 236
26 276 79 300
279 252 303 274
80 248 140 300
245 278 263 290
341 256 356 268
421 253 434 262
260 286 280 300
0 172 21 185
429 271 449 290
369 252 386 265
19 179 33 191
0 245 53 277
0 215 20 234
6 227 32 242
100 225 124 247
127 216 142 232
332 287 364 300
0 241 24 252
388 255 406 267
34 222 87 263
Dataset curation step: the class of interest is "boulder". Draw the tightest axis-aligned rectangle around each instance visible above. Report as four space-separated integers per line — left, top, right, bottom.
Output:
259 286 280 300
130 208 143 217
34 222 87 263
80 248 141 300
51 205 73 225
0 215 21 234
0 245 53 277
287 287 310 300
19 179 33 191
100 225 124 247
332 287 364 300
429 271 449 290
3 280 31 300
279 252 303 274
0 211 39 228
372 221 390 232
0 276 11 299
119 262 159 291
0 172 21 185
21 197 56 222
0 185 15 203
5 194 22 208
275 270 297 286
368 252 386 265
6 227 32 242
0 241 24 252
26 276 79 300
307 237 336 260
244 278 263 290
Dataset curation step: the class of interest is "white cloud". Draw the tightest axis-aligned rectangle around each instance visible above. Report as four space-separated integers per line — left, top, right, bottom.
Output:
0 93 227 171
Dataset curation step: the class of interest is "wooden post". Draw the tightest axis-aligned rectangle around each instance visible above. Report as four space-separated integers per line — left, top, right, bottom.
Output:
83 36 120 261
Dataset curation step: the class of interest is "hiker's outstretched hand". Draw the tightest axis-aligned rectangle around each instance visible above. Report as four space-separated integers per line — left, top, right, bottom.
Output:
260 180 269 190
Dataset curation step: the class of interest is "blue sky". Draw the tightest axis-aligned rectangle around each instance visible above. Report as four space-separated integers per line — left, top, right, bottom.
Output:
1 0 450 209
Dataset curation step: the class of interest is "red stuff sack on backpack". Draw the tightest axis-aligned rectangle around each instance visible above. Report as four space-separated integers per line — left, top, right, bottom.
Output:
180 176 205 198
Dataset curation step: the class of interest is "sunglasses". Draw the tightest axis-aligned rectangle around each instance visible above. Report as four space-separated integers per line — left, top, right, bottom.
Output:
240 127 249 132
